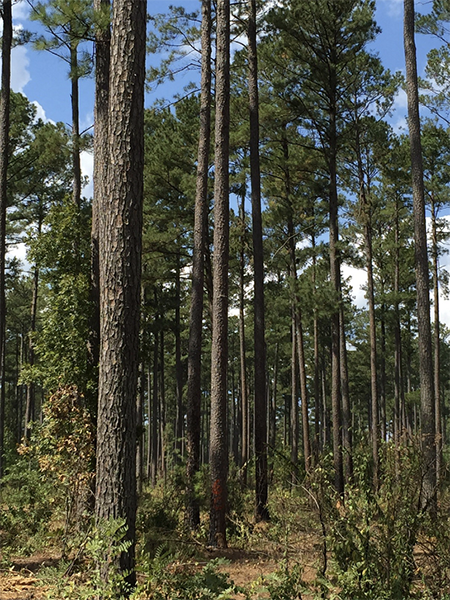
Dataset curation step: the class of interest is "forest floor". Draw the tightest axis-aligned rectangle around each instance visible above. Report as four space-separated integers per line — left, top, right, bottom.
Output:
0 522 321 599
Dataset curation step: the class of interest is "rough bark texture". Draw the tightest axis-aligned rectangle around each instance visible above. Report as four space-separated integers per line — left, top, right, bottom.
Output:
209 0 230 549
248 0 268 521
0 0 12 479
90 0 110 388
95 0 145 586
403 0 436 508
185 0 212 531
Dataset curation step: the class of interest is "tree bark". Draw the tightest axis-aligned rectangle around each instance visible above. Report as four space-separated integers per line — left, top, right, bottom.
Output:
404 0 436 509
248 0 268 520
238 194 249 486
185 0 212 531
0 0 12 479
209 0 230 549
95 0 145 586
430 194 442 487
90 0 110 399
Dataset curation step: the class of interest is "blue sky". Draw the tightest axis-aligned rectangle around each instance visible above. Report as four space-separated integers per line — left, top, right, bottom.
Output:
9 0 450 322
10 0 439 136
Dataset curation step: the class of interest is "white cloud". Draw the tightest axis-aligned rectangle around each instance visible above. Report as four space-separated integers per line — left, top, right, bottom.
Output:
342 263 367 309
32 100 55 124
80 150 93 200
11 44 30 93
13 0 29 20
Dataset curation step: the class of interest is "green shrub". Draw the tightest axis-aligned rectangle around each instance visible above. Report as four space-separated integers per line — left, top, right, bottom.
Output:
0 458 56 554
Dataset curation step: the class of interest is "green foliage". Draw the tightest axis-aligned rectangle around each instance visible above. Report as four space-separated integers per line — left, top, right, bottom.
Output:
40 518 133 600
262 562 305 600
316 444 423 599
0 458 55 554
135 558 243 600
137 480 185 558
18 385 95 553
25 197 93 394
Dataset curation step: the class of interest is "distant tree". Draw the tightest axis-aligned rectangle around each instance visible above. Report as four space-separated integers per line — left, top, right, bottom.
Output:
404 0 436 509
0 0 12 477
29 0 93 208
186 0 212 531
209 0 230 549
247 0 269 520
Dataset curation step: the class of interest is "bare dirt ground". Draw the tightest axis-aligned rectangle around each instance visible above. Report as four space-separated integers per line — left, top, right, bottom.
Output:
0 535 320 600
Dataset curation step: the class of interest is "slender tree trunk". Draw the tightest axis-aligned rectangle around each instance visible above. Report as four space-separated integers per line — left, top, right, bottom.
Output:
24 264 39 441
136 360 145 495
329 128 344 495
356 137 378 486
175 254 183 458
312 238 321 460
248 0 268 520
394 197 404 445
0 0 12 479
70 39 82 209
90 0 110 402
185 0 212 530
404 0 436 509
430 195 442 487
151 333 158 486
291 315 298 478
380 301 387 442
269 341 278 458
238 194 249 486
339 305 352 483
95 0 145 586
209 0 230 549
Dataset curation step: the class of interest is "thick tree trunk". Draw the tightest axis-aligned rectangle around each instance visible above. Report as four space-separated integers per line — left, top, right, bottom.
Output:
248 0 268 520
185 0 212 530
209 0 230 549
95 0 145 587
404 0 436 508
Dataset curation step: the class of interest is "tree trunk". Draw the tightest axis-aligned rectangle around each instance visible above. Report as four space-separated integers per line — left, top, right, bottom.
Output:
404 0 436 509
24 264 39 442
339 305 352 483
185 0 212 530
238 194 249 486
70 38 82 209
175 254 183 459
431 194 442 487
95 0 145 586
90 0 111 404
248 0 268 520
329 126 344 496
209 0 230 549
291 315 298 479
0 0 12 479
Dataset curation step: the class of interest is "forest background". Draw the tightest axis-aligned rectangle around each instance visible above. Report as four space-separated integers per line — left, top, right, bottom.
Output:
3 0 450 599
